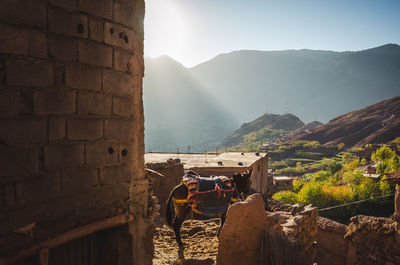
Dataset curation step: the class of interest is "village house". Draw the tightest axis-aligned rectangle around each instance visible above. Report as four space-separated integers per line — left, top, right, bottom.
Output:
145 152 273 196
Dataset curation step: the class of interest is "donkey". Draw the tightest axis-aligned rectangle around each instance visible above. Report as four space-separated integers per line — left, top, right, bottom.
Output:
165 170 252 249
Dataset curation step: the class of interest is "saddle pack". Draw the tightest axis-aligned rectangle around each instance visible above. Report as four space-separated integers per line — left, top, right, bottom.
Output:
177 171 236 216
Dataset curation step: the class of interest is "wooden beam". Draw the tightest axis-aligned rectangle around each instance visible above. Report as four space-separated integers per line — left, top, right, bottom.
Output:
0 214 134 265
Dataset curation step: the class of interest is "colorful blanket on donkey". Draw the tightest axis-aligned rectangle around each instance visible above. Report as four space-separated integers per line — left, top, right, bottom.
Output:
181 172 235 217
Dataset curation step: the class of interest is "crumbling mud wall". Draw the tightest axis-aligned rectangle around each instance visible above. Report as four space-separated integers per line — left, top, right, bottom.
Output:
344 215 400 265
146 160 184 216
316 217 347 265
217 194 317 265
0 0 152 264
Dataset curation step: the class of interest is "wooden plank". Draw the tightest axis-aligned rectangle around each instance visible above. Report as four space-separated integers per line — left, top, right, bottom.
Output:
0 214 134 265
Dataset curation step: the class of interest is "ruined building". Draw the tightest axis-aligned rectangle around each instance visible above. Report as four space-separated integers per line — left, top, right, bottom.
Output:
0 0 154 264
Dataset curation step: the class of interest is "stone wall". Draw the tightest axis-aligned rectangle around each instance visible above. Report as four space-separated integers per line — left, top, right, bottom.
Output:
0 0 150 263
146 160 184 216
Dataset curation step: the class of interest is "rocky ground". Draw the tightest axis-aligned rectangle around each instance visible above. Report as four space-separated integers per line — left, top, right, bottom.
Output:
153 218 219 265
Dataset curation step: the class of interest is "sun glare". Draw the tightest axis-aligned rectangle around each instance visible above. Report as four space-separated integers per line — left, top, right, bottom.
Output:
144 0 185 60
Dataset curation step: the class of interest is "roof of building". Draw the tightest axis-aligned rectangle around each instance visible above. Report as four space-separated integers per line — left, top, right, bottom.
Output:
273 176 293 181
145 152 268 169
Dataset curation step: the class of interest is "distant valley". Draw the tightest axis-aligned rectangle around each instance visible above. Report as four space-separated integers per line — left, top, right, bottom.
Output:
143 44 400 152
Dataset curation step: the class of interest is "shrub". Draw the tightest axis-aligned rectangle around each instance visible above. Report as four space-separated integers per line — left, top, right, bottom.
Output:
342 168 365 185
372 145 395 162
354 179 381 200
379 176 396 196
304 141 320 148
342 152 353 164
376 162 389 175
297 182 327 207
313 171 330 182
293 179 305 193
338 143 345 151
389 155 400 172
326 161 343 175
322 185 354 205
272 191 298 205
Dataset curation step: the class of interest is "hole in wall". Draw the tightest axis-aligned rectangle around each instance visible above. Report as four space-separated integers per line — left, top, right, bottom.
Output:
77 23 84 34
108 147 114 154
121 149 128 157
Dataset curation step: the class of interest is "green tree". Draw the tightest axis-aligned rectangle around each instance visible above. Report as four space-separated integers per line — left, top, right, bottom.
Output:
379 176 395 196
376 162 389 175
372 146 395 162
389 155 400 172
342 168 365 185
342 152 353 164
313 171 330 182
326 161 343 175
297 182 327 207
355 179 381 200
292 179 304 193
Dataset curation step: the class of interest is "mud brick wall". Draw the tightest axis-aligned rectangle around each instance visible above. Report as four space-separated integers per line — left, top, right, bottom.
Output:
146 160 184 216
0 0 148 261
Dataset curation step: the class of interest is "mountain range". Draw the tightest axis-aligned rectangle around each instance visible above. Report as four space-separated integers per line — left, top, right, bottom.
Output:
144 44 400 152
290 96 400 147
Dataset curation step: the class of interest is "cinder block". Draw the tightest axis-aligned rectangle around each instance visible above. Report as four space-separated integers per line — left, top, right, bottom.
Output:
48 34 78 62
67 118 103 140
103 70 133 95
113 96 134 117
29 30 47 58
0 119 47 146
0 148 39 177
0 24 28 55
79 0 113 19
0 86 19 117
62 168 99 196
49 118 66 141
99 165 133 185
119 142 134 163
16 174 61 204
89 17 104 43
78 40 112 67
104 119 135 140
113 0 135 27
104 22 134 50
0 0 47 28
44 143 84 170
49 0 77 10
6 58 54 87
114 49 133 72
33 89 76 115
77 92 112 115
85 141 118 165
65 64 102 90
48 8 88 38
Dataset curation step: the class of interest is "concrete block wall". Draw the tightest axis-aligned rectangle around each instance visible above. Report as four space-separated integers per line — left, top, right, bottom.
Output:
0 0 148 260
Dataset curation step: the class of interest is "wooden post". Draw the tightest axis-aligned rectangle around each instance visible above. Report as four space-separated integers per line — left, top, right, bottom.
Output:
38 248 49 265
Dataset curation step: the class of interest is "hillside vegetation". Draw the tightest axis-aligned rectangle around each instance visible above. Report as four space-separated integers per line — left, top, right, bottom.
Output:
219 113 304 150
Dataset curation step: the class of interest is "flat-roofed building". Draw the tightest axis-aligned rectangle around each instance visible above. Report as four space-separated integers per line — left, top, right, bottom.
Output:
145 152 272 195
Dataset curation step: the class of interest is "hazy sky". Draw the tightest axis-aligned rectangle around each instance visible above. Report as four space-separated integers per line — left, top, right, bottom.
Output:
144 0 400 67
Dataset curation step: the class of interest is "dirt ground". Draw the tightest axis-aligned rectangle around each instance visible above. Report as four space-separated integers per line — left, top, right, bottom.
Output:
153 218 220 265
